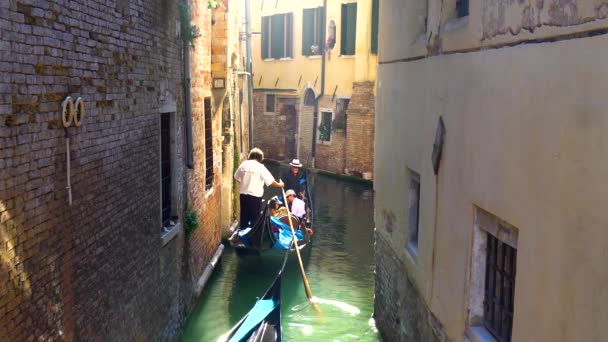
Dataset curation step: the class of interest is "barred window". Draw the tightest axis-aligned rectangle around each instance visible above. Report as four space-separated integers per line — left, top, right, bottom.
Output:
484 231 516 342
204 98 214 190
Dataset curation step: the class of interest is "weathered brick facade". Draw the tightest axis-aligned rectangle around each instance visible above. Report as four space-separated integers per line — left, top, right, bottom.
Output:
315 130 346 174
0 0 241 340
252 92 298 162
375 233 445 342
345 81 374 179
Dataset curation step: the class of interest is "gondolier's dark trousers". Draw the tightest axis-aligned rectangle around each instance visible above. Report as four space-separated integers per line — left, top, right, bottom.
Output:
239 194 262 229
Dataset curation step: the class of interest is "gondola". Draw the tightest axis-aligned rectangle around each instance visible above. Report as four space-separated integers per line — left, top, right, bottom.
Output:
229 168 314 257
223 254 287 342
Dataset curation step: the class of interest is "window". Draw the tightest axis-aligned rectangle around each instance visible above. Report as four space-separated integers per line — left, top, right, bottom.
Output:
467 208 518 342
204 98 214 190
265 94 275 113
371 0 379 54
456 0 469 17
407 171 420 257
334 98 349 130
484 231 516 342
318 111 332 143
303 88 315 106
261 13 294 59
302 7 325 56
340 3 357 55
160 113 172 227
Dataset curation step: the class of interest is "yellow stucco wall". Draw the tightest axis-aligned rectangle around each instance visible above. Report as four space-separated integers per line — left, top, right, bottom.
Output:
375 0 608 340
251 0 376 98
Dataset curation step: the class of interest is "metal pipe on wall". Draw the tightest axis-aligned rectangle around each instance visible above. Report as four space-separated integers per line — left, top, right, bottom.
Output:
245 0 254 150
311 0 327 168
183 0 194 169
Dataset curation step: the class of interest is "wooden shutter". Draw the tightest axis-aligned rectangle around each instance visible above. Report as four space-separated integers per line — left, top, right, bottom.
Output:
286 12 293 58
371 0 379 54
261 16 270 59
302 9 314 56
316 7 325 53
340 4 347 55
271 14 285 58
346 3 357 55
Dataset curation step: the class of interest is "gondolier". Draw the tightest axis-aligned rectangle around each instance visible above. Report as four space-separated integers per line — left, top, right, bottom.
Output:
234 148 284 230
282 159 304 198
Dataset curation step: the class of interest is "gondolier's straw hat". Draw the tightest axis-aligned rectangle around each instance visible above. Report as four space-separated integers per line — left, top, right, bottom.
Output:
289 159 303 167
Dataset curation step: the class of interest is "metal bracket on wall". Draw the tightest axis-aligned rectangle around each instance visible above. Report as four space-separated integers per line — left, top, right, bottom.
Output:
313 76 318 87
260 0 264 10
331 85 338 102
258 75 263 86
298 75 302 87
275 0 279 8
274 77 279 87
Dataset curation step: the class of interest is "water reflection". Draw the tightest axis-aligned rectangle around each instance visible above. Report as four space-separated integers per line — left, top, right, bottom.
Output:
181 167 379 341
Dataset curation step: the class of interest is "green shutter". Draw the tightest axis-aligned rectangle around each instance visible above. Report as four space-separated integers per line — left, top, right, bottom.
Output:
316 7 325 54
340 4 347 55
262 16 269 59
271 14 285 58
302 9 314 56
346 3 357 55
286 12 293 57
371 0 379 54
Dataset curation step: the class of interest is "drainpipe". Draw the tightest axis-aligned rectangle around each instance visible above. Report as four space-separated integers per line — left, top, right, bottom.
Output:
245 0 254 149
311 0 327 168
183 0 194 169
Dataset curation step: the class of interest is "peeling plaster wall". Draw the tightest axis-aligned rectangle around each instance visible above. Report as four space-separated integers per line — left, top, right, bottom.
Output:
375 26 608 342
482 0 608 39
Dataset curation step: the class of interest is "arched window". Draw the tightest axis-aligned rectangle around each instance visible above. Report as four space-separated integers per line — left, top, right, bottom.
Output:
303 88 316 106
327 20 336 50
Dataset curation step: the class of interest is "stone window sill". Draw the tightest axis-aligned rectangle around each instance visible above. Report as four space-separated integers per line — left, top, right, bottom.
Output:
465 325 497 342
307 55 322 59
339 55 355 59
406 241 418 263
264 112 277 116
205 188 214 198
442 15 469 33
161 222 181 246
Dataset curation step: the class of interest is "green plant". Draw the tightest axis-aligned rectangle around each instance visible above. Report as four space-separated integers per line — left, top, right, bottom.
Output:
318 123 331 142
208 0 220 9
184 210 200 237
332 115 347 131
179 3 200 49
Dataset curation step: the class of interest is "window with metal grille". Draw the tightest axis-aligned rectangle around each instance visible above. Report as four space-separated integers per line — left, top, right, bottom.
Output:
303 89 315 106
407 171 420 257
484 231 516 342
204 98 214 190
456 0 469 18
318 111 332 142
265 94 275 113
261 13 293 59
302 7 325 56
340 3 357 55
160 112 171 226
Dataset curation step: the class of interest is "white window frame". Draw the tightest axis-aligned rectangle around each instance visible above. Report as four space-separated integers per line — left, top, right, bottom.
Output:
264 94 276 115
317 108 334 145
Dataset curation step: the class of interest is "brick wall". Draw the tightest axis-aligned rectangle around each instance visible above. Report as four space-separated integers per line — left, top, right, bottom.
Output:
0 0 193 340
375 233 445 341
315 130 346 174
345 81 375 179
187 1 223 280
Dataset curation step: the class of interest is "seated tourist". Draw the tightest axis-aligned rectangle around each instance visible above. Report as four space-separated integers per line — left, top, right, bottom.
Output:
285 189 306 218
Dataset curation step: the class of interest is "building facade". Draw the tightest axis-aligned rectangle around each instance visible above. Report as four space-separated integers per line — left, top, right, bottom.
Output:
0 0 244 340
250 0 377 179
374 0 608 341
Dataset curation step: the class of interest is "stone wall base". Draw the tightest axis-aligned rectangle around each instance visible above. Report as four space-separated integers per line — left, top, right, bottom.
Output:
374 232 446 342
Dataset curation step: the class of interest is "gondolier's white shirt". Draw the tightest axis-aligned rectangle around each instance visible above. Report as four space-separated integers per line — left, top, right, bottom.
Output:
234 159 276 197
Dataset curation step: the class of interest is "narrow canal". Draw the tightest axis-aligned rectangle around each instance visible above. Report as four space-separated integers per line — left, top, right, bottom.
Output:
181 165 380 341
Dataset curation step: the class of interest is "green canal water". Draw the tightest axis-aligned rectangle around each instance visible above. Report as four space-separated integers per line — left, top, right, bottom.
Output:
181 167 380 341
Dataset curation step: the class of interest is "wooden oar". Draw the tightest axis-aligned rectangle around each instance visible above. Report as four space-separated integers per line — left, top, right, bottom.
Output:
280 184 319 312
